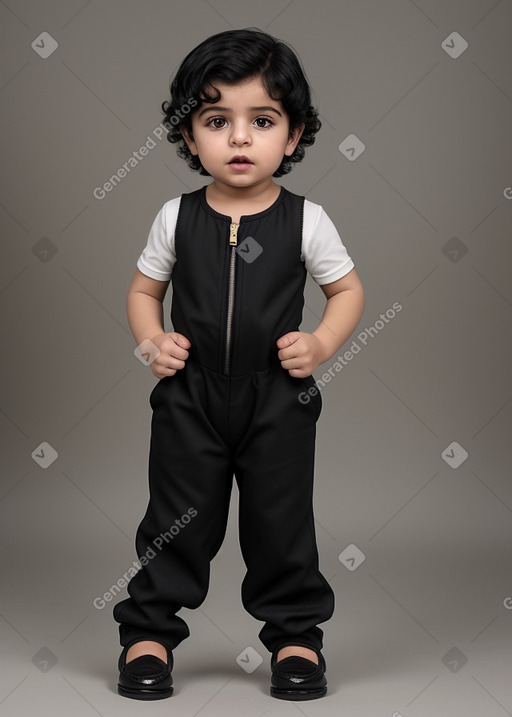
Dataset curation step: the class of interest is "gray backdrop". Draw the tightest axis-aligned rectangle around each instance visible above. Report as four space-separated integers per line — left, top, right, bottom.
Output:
1 1 511 715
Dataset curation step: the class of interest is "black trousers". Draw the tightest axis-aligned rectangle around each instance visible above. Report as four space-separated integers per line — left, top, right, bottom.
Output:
113 356 335 654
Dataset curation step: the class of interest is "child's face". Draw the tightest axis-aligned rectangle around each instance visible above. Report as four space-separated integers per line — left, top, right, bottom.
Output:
180 75 304 190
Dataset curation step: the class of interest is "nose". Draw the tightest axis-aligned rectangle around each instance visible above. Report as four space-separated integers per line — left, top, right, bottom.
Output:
229 120 251 145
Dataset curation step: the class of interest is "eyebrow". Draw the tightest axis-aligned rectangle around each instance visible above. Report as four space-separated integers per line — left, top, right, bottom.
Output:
197 105 283 118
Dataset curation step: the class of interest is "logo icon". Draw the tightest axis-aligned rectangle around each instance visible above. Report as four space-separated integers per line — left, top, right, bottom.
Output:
32 237 58 263
442 646 467 672
32 647 58 672
441 442 468 469
442 237 468 263
338 134 366 162
237 236 263 264
339 544 366 571
236 646 263 673
32 442 58 469
441 32 468 59
31 32 59 59
134 339 161 365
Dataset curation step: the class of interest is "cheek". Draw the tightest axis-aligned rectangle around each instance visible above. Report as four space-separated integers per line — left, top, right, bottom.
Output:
199 139 225 160
193 140 222 169
193 131 212 148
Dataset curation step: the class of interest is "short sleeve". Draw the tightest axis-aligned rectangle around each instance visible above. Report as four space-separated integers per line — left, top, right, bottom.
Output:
136 197 181 281
301 200 355 285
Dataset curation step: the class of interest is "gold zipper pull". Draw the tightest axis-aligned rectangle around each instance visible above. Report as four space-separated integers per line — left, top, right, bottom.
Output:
229 222 239 246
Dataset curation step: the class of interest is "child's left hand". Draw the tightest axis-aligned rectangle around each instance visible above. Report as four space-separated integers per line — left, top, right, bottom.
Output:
276 331 325 378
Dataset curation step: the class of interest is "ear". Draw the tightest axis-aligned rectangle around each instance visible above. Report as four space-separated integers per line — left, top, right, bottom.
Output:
284 122 305 157
180 125 198 155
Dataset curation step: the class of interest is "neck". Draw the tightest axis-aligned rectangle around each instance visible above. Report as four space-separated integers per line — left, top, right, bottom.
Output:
207 178 279 204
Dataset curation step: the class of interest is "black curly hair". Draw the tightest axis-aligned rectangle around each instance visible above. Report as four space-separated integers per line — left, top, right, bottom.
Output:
160 28 321 177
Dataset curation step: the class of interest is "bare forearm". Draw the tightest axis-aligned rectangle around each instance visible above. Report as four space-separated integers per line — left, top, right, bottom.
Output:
126 290 165 346
312 288 365 364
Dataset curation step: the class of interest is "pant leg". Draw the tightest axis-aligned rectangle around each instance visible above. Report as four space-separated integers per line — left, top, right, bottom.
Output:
232 365 335 654
113 359 234 650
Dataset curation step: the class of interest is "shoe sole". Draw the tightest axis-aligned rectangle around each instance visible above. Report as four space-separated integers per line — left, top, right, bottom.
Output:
270 685 327 700
118 684 174 700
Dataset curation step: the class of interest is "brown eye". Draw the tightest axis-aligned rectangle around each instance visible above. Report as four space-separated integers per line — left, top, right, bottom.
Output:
255 117 273 128
208 117 226 129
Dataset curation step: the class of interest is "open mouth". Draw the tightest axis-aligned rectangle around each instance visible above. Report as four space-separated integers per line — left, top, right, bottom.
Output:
228 156 253 170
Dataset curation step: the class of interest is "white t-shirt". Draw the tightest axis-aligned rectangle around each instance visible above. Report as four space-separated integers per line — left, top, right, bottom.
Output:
137 196 354 286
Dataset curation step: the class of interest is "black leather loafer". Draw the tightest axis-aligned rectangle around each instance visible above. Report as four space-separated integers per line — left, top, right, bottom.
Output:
117 640 174 700
270 644 327 700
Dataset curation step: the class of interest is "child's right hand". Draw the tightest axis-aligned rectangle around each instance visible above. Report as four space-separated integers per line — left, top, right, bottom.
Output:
149 332 191 378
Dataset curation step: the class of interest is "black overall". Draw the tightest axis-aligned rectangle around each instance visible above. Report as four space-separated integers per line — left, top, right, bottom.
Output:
113 185 335 655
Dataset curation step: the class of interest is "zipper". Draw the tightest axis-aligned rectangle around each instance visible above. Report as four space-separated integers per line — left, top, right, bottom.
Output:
224 222 239 375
